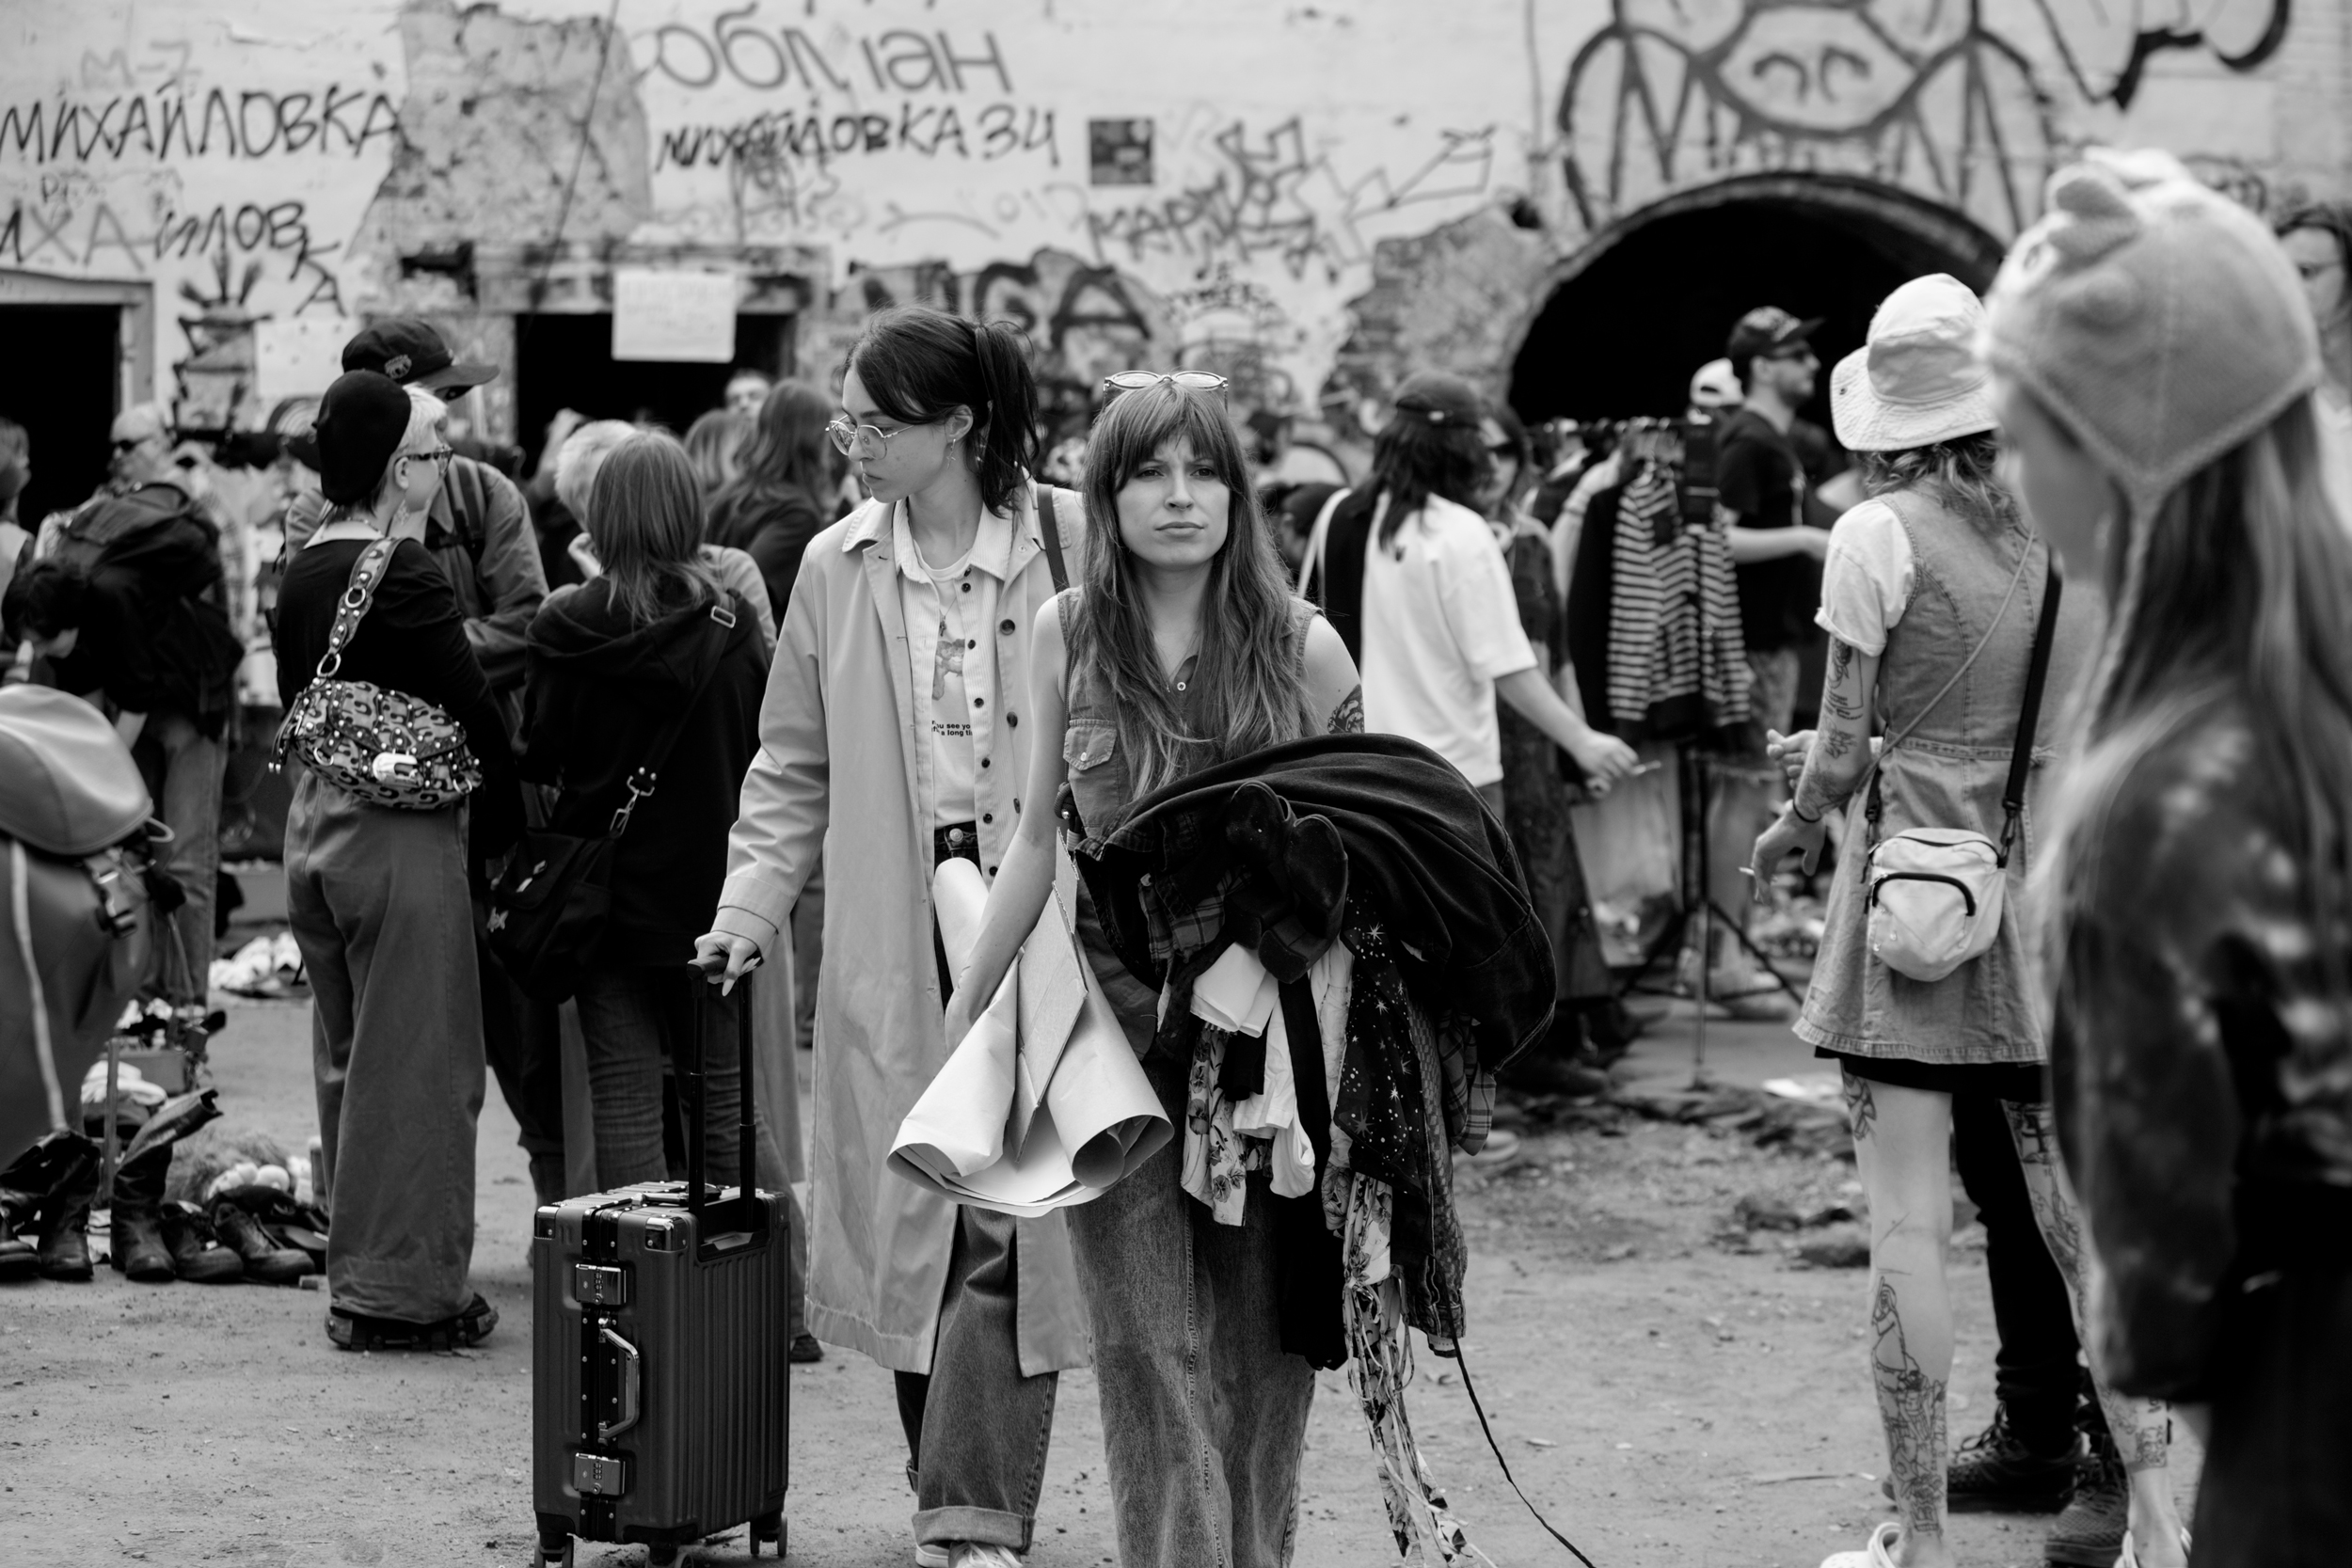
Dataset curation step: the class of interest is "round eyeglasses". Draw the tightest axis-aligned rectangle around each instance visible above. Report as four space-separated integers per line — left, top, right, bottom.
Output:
827 417 912 459
1100 371 1230 402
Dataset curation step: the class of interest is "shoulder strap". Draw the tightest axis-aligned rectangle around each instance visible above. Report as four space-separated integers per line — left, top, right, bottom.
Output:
1299 487 1351 595
1997 562 2064 852
1876 499 2035 758
1037 483 1075 594
606 599 740 839
313 535 400 682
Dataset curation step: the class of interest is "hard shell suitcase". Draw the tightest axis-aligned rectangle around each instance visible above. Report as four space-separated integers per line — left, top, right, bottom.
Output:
530 974 787 1567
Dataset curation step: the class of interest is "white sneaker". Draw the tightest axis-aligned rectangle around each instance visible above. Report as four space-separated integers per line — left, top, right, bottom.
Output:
947 1545 1024 1568
914 1544 948 1568
1819 1520 1899 1568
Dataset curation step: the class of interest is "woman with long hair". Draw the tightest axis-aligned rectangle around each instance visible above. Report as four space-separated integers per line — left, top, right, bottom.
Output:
521 431 768 1193
707 377 840 624
944 376 1359 1566
1305 372 1635 817
694 306 1089 1568
1754 273 2186 1568
275 372 520 1351
1987 150 2352 1568
682 407 752 502
2273 201 2352 518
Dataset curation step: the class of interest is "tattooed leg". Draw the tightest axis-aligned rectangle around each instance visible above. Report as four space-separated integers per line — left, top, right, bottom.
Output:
2004 1100 2188 1567
1872 1279 1949 1549
1850 1074 1959 1566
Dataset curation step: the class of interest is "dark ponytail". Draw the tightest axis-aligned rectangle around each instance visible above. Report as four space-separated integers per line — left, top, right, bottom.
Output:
845 305 1041 515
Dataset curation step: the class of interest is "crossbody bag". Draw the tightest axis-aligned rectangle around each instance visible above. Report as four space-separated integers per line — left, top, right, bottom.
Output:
275 534 484 810
485 599 737 1004
1857 519 2063 983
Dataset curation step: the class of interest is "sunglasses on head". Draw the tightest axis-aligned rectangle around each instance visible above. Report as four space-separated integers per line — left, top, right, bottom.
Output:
1101 371 1229 403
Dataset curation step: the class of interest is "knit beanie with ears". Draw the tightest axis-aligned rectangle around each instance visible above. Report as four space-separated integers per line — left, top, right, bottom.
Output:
1980 147 2321 522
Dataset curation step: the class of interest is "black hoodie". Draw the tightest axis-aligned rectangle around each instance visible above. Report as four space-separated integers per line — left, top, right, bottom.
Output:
521 579 767 964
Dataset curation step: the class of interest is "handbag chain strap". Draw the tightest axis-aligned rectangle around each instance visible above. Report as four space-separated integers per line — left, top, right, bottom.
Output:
603 599 739 840
312 533 400 682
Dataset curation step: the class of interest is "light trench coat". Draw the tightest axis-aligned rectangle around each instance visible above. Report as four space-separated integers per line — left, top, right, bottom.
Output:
713 483 1089 1376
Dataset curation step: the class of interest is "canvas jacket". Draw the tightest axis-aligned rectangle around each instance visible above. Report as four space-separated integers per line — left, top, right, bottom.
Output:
711 482 1088 1376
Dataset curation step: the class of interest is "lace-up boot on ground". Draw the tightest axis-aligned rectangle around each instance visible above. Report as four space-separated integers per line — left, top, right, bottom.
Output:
209 1199 312 1284
1952 1402 2080 1513
2042 1430 2127 1566
159 1203 245 1283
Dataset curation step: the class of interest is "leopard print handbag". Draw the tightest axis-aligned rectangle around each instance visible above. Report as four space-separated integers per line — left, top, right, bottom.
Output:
273 534 483 810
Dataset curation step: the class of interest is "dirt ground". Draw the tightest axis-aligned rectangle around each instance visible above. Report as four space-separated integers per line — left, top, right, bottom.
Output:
2 985 2201 1568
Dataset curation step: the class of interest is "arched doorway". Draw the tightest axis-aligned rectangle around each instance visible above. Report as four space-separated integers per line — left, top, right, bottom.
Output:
1508 174 2004 425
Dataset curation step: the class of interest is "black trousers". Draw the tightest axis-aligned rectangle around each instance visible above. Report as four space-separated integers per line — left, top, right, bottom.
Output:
1953 1091 2085 1450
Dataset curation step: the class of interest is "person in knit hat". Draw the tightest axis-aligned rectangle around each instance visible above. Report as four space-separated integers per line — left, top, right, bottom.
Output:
1986 148 2352 1568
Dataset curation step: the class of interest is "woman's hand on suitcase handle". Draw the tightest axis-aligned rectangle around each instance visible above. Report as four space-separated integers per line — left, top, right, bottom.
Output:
691 931 762 994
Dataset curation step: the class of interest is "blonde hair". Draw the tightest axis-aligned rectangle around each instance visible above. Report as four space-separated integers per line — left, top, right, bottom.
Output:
337 385 447 516
2042 394 2352 974
555 420 639 522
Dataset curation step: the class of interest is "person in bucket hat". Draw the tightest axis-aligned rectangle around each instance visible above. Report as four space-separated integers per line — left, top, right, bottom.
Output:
1754 270 2190 1568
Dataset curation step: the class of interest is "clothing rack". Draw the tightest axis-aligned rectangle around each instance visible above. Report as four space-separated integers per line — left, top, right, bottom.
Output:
1561 415 1799 1084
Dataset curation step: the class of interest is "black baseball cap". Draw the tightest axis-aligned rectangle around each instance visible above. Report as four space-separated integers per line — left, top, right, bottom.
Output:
1391 371 1486 427
1725 306 1822 363
342 316 498 392
312 372 416 505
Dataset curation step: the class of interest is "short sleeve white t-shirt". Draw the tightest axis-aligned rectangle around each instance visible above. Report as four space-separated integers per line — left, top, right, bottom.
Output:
1359 494 1537 787
1814 498 1916 656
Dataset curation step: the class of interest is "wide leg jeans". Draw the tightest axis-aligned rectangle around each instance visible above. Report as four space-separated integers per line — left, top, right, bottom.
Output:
284 771 484 1323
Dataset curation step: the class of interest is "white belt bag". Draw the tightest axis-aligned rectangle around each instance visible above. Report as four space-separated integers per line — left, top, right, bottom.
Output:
1862 548 2062 984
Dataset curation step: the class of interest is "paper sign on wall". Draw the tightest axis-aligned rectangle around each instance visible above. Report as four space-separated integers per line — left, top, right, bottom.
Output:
612 269 738 363
253 316 355 404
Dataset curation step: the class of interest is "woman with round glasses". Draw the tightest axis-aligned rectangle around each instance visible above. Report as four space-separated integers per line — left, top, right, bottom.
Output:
943 372 1359 1566
695 305 1088 1568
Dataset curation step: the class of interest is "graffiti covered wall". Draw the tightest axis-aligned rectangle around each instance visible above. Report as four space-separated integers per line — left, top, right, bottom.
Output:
1 0 2344 433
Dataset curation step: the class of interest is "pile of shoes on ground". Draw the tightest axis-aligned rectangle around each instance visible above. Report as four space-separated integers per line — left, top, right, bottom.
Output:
0 1091 326 1288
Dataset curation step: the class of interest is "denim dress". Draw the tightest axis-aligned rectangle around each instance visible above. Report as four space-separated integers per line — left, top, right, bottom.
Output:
1793 490 2098 1067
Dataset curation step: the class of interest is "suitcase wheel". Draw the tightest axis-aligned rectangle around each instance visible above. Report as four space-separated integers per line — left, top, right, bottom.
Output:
750 1511 785 1558
530 1539 572 1568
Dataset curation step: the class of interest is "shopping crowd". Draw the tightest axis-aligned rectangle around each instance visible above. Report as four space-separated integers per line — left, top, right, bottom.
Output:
3 148 2349 1568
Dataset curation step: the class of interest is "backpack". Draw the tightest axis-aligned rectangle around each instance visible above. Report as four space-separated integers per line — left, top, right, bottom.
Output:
51 483 205 575
0 685 160 1158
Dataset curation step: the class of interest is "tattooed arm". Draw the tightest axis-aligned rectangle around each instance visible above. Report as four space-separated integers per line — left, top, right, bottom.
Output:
1300 615 1361 734
1751 637 1878 890
1327 685 1364 734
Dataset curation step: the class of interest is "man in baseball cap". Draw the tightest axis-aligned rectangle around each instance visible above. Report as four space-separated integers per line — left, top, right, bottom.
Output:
340 317 499 393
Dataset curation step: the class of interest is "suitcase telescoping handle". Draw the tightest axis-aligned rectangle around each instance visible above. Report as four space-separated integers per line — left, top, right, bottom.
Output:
683 966 766 1254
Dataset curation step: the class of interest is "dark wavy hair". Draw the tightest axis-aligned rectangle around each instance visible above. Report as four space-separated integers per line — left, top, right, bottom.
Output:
1368 407 1494 546
844 305 1040 515
1072 383 1316 798
1858 431 2016 534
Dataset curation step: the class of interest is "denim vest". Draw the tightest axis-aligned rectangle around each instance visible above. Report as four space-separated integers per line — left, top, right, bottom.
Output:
1057 590 1317 1043
1795 489 2100 1065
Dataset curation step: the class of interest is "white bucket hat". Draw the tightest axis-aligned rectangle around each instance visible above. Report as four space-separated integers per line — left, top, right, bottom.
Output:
1831 274 1999 452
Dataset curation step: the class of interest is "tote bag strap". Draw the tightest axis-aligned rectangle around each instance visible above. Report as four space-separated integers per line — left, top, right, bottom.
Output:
313 534 400 682
604 599 739 840
1994 562 2063 860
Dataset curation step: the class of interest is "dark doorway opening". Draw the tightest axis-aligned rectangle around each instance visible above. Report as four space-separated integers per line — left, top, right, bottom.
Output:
513 312 796 469
1509 191 1994 428
0 306 119 527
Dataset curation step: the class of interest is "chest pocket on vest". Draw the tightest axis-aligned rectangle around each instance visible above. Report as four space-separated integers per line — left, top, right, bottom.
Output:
1064 721 1117 772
